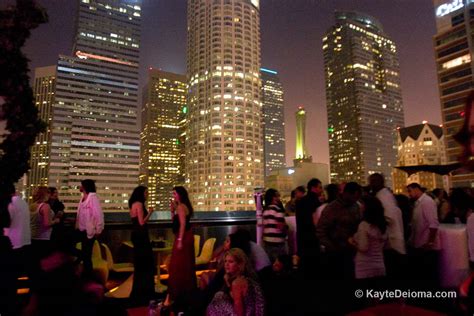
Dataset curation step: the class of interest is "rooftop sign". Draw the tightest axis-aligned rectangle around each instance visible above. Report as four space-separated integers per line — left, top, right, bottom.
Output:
436 0 464 17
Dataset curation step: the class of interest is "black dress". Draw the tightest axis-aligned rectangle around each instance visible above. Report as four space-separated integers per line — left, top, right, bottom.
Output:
130 206 155 303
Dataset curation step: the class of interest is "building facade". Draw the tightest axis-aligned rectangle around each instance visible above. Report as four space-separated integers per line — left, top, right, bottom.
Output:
139 69 187 211
433 0 474 188
261 67 286 177
29 0 142 211
186 0 263 211
265 162 330 202
323 12 404 187
392 123 448 194
27 66 57 199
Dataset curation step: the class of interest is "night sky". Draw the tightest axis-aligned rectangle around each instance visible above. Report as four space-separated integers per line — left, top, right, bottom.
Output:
16 0 441 166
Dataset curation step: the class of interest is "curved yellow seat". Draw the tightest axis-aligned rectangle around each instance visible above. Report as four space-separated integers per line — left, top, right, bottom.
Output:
101 243 134 273
194 234 201 257
76 240 109 285
195 238 216 266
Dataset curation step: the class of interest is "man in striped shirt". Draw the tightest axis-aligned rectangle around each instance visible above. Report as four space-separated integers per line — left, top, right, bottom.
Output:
262 188 288 262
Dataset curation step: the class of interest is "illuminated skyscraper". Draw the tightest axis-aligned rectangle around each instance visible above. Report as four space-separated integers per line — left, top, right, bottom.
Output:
433 0 474 188
261 67 286 177
140 69 187 210
186 0 263 211
27 66 57 199
29 0 142 211
323 12 404 186
295 106 309 161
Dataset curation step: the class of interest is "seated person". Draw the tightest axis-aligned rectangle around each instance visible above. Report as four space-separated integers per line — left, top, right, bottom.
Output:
207 248 264 316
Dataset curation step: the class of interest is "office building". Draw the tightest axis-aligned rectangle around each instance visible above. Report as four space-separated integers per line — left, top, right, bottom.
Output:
26 66 56 199
323 12 404 186
186 0 263 211
29 0 142 211
140 69 187 210
261 67 286 177
433 0 474 188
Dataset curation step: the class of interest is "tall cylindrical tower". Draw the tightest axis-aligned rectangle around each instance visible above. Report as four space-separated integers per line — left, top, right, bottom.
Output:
295 106 307 160
186 0 263 211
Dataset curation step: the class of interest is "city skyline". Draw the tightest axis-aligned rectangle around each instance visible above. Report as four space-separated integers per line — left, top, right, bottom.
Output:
20 0 442 168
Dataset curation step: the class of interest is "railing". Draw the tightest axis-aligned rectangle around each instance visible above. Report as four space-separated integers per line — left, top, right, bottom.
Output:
68 211 257 263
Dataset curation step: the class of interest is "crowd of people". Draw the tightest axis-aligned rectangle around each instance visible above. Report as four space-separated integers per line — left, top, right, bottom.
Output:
194 174 474 315
2 174 474 315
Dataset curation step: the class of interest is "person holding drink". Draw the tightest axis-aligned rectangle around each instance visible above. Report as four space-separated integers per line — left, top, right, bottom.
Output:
129 185 156 304
163 186 197 313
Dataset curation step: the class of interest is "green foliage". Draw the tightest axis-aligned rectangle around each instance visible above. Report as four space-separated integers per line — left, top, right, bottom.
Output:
0 0 48 229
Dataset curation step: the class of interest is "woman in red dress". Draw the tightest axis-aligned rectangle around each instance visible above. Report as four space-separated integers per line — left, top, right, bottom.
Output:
164 186 197 312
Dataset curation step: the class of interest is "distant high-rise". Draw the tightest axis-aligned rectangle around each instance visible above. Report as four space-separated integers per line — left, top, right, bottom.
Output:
392 123 448 194
261 67 286 177
139 69 187 210
295 106 311 161
433 0 474 188
29 0 142 211
27 66 57 199
186 0 263 211
323 12 404 186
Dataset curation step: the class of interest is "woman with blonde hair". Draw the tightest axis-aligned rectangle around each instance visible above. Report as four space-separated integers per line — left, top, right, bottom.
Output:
30 186 60 276
30 186 59 249
207 248 264 316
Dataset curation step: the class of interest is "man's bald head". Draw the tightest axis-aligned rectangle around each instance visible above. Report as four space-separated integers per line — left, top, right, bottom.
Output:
368 173 385 193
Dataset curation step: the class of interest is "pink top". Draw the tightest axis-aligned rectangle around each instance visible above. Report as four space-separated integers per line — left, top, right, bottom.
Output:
77 193 104 239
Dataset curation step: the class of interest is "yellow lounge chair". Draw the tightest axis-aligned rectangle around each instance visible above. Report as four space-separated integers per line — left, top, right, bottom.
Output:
101 243 134 273
195 238 216 266
194 234 201 257
76 240 109 285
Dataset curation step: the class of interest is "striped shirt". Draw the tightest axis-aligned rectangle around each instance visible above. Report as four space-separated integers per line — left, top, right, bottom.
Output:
263 205 286 244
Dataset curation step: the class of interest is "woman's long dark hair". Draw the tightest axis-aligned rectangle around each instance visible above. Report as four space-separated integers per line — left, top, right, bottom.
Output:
361 196 387 234
81 179 96 193
229 228 251 257
128 185 147 209
173 186 194 216
264 188 279 208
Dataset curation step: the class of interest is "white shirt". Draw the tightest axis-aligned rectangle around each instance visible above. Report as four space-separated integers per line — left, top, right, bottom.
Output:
354 221 387 279
409 193 440 249
376 188 406 254
4 196 31 249
313 203 327 226
467 213 474 262
77 193 104 239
